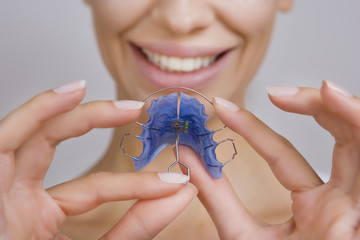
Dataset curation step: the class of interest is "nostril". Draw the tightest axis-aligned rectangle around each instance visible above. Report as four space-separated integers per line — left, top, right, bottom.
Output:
150 0 215 36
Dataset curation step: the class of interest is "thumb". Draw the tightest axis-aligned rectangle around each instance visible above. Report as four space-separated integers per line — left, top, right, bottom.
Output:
177 146 261 239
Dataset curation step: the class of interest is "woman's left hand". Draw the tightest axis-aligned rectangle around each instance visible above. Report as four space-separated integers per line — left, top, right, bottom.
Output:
178 80 360 240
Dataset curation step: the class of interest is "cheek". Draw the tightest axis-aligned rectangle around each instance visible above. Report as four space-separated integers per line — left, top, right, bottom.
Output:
91 0 154 34
90 0 155 91
211 1 279 101
215 0 278 37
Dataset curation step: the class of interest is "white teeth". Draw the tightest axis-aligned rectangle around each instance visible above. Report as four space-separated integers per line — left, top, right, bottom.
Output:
195 57 202 70
141 48 217 72
182 58 195 72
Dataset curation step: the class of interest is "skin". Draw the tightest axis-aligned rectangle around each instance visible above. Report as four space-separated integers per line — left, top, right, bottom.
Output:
87 0 292 103
1 0 360 240
73 0 294 238
179 81 360 239
0 86 197 240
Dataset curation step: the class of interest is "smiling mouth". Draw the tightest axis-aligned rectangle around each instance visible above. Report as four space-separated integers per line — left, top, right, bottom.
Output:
130 42 235 88
137 47 227 73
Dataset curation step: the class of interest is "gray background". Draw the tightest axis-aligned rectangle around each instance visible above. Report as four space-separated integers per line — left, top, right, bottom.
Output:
0 1 359 188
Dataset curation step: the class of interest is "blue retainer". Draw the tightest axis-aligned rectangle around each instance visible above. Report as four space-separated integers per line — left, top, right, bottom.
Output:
132 92 225 179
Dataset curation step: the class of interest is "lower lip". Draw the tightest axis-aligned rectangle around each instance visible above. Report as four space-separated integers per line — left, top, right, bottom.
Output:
130 44 234 89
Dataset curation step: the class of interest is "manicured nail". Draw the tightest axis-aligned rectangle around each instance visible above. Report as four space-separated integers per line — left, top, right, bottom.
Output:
113 100 144 110
158 172 189 184
53 80 86 94
266 86 299 96
323 80 353 98
213 97 240 112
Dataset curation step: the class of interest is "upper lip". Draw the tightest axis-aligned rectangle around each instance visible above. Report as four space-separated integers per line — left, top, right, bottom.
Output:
128 40 236 89
131 42 234 58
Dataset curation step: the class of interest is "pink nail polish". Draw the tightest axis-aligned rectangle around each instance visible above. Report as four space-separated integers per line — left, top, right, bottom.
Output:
113 100 144 110
53 80 86 94
213 97 240 112
158 172 189 184
266 86 299 96
323 80 353 98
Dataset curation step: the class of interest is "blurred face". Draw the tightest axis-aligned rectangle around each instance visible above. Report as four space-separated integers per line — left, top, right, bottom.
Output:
87 0 292 103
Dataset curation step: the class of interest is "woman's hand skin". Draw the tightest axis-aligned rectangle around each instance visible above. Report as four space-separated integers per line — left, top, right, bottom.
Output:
178 80 360 239
0 80 197 240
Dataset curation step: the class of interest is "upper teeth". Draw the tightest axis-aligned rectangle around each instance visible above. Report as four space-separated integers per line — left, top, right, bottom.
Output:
141 48 217 73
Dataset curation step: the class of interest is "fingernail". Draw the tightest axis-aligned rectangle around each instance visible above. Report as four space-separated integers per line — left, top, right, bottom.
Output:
323 80 353 98
53 80 86 94
266 86 299 96
213 97 240 112
113 100 144 110
158 172 189 184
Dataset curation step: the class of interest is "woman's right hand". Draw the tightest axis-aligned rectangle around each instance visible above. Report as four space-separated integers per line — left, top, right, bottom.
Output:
0 80 197 240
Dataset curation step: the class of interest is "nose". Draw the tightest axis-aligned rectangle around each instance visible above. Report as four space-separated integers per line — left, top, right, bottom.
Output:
151 0 215 35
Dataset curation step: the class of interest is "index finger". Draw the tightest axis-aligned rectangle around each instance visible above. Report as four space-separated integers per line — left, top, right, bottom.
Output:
0 81 86 191
0 80 86 154
213 97 322 192
14 99 144 182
